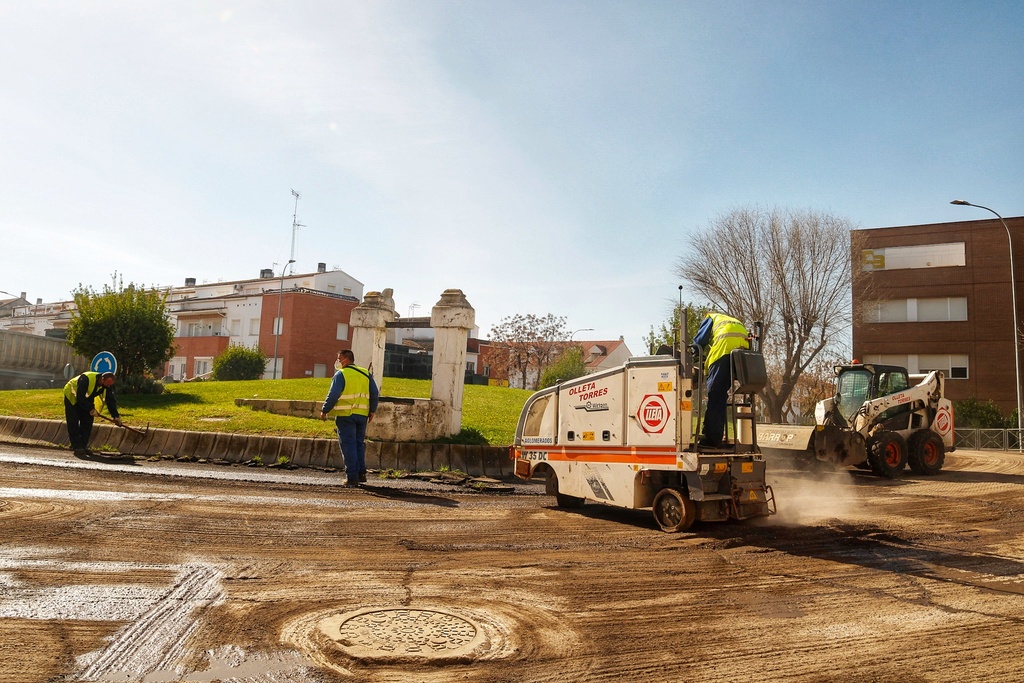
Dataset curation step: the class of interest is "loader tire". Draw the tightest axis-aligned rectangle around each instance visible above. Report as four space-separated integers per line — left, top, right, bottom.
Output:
867 431 908 479
652 487 697 533
547 471 585 508
908 430 945 475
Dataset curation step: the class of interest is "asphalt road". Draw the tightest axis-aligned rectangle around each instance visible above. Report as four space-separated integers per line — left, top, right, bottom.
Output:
1 442 1023 682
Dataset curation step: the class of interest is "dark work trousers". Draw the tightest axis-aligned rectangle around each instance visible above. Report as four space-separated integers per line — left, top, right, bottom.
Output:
64 398 95 451
701 356 732 446
335 414 369 482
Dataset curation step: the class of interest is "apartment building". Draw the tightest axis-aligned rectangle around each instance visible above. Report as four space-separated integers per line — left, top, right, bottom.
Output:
165 264 362 380
0 264 364 381
853 215 1024 413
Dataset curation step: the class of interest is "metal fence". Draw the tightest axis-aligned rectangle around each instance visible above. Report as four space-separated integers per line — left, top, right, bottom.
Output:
954 428 1023 451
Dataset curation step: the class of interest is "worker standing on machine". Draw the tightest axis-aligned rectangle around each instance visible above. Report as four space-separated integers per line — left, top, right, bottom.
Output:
63 371 121 456
694 312 749 447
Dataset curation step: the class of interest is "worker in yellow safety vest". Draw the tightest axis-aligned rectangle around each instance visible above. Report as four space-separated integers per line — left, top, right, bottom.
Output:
693 312 749 447
63 371 121 456
320 349 379 487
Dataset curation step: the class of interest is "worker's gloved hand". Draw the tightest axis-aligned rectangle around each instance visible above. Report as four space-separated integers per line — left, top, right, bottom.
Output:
320 412 327 421
89 409 98 417
114 418 123 427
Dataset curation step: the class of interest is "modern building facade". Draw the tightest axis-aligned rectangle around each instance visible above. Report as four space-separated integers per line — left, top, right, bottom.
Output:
853 215 1024 413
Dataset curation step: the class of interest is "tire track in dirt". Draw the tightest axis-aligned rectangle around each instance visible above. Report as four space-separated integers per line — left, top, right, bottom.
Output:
78 564 223 682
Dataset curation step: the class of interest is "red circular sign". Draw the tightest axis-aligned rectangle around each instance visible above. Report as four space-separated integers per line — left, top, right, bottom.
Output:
637 394 671 434
936 407 951 435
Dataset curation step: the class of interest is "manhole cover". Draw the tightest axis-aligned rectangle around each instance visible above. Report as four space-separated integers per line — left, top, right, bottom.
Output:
318 607 490 662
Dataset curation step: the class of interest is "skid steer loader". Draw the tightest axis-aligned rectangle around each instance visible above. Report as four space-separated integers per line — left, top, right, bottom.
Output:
759 363 953 478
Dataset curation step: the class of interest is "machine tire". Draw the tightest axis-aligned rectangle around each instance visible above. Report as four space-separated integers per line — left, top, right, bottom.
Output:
867 431 908 479
652 488 697 533
547 471 585 508
908 430 945 475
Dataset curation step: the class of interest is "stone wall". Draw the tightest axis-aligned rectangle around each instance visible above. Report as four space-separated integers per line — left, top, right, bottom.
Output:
234 396 448 442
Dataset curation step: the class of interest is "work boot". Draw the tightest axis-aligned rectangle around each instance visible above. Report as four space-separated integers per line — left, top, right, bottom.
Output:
343 479 360 488
358 471 367 482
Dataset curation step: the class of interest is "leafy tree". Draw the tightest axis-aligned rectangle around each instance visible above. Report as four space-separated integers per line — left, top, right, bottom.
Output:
643 300 712 355
539 344 587 389
489 313 570 390
676 206 863 422
212 344 268 381
66 274 176 382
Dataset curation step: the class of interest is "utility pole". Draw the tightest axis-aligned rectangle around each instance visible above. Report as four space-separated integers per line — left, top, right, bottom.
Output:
289 189 304 275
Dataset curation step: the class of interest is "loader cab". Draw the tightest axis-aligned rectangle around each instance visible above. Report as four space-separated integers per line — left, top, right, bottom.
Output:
834 363 911 422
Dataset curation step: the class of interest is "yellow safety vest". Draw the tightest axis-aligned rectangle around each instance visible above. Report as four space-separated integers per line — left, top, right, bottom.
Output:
329 365 372 417
63 372 105 411
705 313 749 370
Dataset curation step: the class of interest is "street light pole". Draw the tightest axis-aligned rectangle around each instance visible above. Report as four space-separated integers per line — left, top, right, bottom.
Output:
569 328 594 342
272 259 295 380
951 200 1023 447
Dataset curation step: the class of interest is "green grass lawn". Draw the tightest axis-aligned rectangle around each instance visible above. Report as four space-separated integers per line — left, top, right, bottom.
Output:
0 378 533 446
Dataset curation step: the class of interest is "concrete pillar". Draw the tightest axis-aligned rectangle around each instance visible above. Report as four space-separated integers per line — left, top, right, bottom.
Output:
430 289 475 435
349 290 396 388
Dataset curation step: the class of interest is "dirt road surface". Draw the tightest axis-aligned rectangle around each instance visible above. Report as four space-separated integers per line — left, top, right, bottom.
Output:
1 443 1023 682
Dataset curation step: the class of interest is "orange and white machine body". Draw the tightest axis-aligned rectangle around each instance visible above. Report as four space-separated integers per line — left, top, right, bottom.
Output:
512 355 774 532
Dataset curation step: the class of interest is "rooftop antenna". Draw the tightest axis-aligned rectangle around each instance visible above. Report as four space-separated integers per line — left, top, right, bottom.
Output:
289 189 304 275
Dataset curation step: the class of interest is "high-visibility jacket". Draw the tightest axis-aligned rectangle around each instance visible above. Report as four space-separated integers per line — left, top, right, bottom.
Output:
62 372 117 415
327 365 373 417
703 313 749 370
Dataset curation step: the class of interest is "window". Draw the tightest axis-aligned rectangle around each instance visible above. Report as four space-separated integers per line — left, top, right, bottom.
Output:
249 318 260 335
194 357 212 377
866 354 969 379
230 319 241 336
864 297 967 323
863 300 907 323
862 243 965 271
337 323 349 340
167 357 185 380
273 317 283 335
917 297 968 322
876 369 909 396
836 369 872 421
919 354 969 380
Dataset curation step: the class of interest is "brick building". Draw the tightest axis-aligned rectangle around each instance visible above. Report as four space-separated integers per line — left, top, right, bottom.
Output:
853 215 1024 413
166 264 362 380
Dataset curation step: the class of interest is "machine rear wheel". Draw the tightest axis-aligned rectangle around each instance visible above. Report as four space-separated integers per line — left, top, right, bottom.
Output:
908 430 945 475
547 471 585 508
867 431 908 478
652 488 697 532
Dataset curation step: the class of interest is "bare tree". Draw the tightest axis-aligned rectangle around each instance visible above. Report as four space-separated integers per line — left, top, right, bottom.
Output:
489 313 570 390
677 206 864 422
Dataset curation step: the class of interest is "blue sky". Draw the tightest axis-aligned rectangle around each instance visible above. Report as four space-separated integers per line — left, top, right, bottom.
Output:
1 1 1021 354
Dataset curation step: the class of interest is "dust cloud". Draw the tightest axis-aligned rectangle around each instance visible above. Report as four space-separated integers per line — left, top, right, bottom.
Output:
766 467 862 526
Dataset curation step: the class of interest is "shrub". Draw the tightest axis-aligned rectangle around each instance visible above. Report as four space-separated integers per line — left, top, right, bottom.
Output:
212 344 268 381
118 373 165 395
953 398 1008 428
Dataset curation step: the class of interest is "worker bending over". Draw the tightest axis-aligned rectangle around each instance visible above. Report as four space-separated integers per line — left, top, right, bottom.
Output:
63 371 121 456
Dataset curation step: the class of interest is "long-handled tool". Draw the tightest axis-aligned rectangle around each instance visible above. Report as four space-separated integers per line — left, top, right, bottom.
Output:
96 412 150 437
